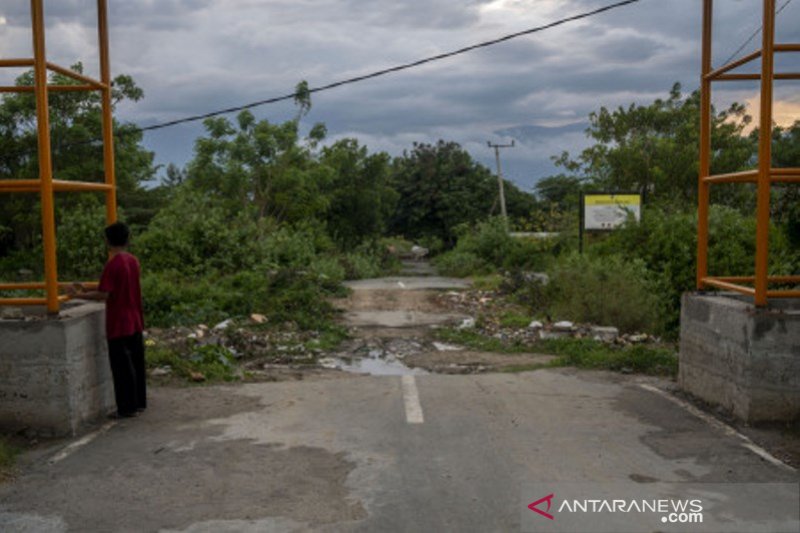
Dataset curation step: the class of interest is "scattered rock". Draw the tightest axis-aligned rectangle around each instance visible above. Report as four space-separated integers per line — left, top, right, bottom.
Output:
553 321 575 331
539 330 572 340
318 357 340 369
458 317 476 329
150 366 172 377
410 245 429 260
628 333 648 344
189 371 206 382
432 342 464 352
528 320 544 330
213 319 233 331
591 326 619 343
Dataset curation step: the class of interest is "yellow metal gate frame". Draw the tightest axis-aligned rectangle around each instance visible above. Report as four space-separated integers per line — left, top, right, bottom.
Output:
0 0 117 314
697 0 800 305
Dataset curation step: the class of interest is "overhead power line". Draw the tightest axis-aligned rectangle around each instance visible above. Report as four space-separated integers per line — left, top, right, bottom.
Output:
720 0 793 66
137 0 642 133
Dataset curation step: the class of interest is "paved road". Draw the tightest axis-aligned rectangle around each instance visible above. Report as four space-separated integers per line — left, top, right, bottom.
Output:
2 267 797 531
0 370 797 532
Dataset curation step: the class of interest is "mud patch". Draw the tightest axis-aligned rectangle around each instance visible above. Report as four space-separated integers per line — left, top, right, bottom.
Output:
1 439 364 532
341 310 467 328
334 289 446 313
404 351 556 374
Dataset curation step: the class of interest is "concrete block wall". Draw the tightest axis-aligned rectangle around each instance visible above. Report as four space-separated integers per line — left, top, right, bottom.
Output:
0 303 114 437
679 293 800 423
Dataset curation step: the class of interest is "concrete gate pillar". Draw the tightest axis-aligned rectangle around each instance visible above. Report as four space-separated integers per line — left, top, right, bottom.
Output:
0 302 114 437
680 293 800 423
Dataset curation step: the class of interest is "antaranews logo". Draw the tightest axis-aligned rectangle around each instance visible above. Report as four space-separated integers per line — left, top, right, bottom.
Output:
527 493 703 524
527 494 555 520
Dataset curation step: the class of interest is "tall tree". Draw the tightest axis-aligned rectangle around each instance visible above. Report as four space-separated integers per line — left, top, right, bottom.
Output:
390 140 534 246
767 121 800 245
0 65 155 260
551 83 755 205
319 139 397 250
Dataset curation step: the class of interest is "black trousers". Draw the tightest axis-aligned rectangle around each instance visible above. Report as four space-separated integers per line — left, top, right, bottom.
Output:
107 332 147 416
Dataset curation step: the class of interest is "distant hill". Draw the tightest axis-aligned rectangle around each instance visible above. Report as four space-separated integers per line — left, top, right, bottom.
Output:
494 122 587 143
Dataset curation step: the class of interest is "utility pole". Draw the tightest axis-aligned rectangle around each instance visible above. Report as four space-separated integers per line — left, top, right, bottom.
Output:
487 140 514 226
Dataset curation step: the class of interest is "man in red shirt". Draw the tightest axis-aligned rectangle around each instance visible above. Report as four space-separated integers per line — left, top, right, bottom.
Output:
71 222 146 418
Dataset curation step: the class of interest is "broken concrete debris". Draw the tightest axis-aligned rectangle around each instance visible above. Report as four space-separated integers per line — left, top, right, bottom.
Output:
212 319 233 331
458 317 476 329
590 326 619 343
0 307 24 320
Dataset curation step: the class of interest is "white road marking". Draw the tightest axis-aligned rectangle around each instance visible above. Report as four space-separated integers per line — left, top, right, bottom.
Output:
402 375 424 424
638 384 795 472
48 421 116 465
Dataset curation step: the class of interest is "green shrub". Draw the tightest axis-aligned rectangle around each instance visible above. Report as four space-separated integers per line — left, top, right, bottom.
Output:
435 250 491 277
594 205 799 336
499 310 532 328
339 252 383 280
56 202 108 279
142 266 338 330
436 217 557 276
546 253 662 334
136 191 266 275
146 344 238 382
500 236 557 271
540 338 677 376
456 217 516 267
0 437 18 473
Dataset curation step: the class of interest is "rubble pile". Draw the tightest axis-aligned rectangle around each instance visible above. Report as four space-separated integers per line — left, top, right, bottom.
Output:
145 314 330 380
439 289 661 346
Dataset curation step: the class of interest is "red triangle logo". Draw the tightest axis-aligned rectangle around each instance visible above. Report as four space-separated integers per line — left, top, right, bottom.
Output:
528 493 555 520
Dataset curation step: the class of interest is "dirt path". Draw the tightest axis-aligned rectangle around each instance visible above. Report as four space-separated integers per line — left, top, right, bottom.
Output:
328 261 556 375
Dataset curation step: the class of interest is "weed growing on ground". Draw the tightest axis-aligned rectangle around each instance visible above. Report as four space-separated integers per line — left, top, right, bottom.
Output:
146 344 238 383
538 338 677 376
470 274 504 291
435 328 531 353
305 325 349 352
435 328 677 376
0 437 19 480
498 310 532 329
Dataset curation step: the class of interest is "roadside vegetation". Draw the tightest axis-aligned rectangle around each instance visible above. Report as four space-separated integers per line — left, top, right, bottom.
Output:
1 68 798 380
0 437 19 481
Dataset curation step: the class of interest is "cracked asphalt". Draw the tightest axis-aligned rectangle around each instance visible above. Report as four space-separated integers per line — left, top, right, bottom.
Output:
1 266 797 532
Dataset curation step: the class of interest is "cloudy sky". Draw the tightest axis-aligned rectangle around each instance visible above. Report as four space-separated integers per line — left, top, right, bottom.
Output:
1 0 798 190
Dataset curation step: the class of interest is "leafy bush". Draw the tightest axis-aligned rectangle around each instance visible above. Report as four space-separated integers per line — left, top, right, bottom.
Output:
147 344 238 382
435 217 555 276
56 202 108 279
339 252 383 280
435 250 491 278
546 253 662 334
135 191 267 275
594 205 799 335
142 266 339 330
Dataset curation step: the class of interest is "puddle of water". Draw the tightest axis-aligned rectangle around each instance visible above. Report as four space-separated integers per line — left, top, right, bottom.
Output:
320 355 427 376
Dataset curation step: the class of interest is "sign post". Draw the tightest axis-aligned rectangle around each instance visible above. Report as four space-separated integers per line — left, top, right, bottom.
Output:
579 193 642 253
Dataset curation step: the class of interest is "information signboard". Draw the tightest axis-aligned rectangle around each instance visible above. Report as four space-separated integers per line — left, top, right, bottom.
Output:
583 194 641 230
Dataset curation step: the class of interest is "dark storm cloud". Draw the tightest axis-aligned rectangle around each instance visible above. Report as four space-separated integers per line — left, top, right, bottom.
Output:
1 0 798 186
